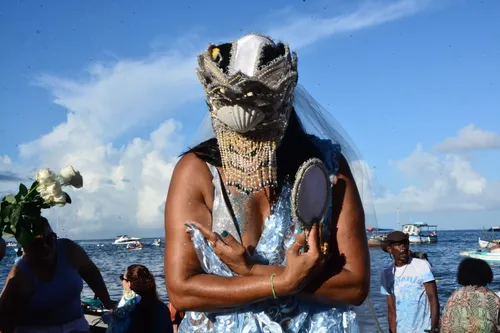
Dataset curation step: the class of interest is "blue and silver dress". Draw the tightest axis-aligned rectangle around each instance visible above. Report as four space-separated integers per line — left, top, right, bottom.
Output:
180 139 359 333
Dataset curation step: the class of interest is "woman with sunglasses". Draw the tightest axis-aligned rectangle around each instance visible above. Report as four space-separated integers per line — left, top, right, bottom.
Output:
105 264 173 333
0 167 114 333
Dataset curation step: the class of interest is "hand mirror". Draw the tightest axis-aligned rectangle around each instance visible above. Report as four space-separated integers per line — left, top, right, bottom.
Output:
291 158 331 254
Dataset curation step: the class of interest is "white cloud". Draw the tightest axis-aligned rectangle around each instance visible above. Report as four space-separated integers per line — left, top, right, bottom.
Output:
267 0 432 49
434 124 500 152
10 49 196 238
364 143 500 214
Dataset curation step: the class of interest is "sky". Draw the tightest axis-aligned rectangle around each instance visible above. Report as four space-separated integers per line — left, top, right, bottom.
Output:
0 0 499 239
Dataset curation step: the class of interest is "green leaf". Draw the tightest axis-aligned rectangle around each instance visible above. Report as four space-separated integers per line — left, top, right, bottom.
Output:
30 181 39 191
1 204 12 222
19 184 28 197
10 204 22 228
5 195 16 204
66 193 72 204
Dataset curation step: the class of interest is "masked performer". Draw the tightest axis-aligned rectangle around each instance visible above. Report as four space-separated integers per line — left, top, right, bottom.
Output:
164 33 370 332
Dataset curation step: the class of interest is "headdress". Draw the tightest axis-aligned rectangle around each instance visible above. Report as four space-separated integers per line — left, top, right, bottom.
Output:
196 33 298 194
0 166 83 246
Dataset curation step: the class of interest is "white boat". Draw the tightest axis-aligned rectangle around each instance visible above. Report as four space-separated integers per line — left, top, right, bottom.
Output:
6 241 17 247
152 239 161 246
460 250 500 263
479 237 500 249
113 235 141 245
402 222 438 243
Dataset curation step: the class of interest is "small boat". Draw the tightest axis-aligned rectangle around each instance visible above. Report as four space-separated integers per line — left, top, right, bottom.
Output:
113 235 141 245
479 237 500 249
488 226 500 232
152 239 161 246
366 227 392 247
460 250 500 263
402 222 438 243
126 241 143 250
6 241 17 247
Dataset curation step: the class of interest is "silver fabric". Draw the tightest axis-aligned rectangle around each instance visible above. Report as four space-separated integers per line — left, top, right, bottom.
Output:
179 139 360 333
207 163 242 243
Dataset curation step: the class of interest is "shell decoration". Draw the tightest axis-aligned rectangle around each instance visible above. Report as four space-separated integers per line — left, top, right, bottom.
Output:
214 105 265 133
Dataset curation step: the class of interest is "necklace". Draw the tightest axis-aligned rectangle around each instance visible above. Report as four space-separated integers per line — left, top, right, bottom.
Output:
394 263 409 278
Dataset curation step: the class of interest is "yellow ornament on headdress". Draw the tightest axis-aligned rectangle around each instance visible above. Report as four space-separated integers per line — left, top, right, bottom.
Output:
211 48 220 60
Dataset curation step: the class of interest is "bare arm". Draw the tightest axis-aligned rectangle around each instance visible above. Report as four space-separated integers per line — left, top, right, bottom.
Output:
247 155 370 306
0 266 31 332
424 281 440 330
387 295 397 333
164 154 291 312
64 239 113 309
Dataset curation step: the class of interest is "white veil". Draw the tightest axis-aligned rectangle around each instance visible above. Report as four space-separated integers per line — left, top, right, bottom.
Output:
189 84 383 332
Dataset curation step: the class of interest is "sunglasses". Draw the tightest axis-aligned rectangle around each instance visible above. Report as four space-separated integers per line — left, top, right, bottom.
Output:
119 274 130 282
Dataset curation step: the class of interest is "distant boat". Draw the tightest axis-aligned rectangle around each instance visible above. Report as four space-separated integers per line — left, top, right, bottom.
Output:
6 241 17 247
152 239 161 246
488 227 500 232
479 237 500 249
113 235 141 245
461 250 500 263
402 222 438 243
126 241 143 250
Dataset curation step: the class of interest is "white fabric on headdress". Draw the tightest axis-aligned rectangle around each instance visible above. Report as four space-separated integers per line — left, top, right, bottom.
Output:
229 35 274 76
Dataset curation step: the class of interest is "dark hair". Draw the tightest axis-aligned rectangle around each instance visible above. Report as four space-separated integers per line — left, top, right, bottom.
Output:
181 108 322 188
457 258 493 287
125 264 160 333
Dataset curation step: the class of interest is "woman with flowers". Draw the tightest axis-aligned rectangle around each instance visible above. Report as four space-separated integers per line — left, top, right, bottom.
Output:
0 166 114 333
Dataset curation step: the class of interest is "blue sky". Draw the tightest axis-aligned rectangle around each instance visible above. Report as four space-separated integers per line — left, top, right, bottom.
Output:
1 0 499 238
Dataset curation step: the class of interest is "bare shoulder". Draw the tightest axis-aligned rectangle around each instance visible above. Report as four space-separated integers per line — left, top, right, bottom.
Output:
171 152 213 183
59 238 83 254
167 152 214 207
58 238 88 269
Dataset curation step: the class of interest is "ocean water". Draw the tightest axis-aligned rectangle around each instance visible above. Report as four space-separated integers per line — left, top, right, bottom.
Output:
1 230 499 332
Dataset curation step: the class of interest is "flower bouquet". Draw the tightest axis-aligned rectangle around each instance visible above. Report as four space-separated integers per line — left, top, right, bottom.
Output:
0 166 83 247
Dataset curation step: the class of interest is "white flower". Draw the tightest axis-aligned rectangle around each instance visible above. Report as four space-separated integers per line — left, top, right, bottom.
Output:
59 166 76 184
53 192 67 206
36 168 56 186
39 182 66 206
59 165 83 188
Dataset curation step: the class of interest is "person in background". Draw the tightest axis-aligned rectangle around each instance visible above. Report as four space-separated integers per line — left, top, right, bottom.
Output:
0 225 114 333
381 231 440 333
0 167 114 333
105 264 173 333
441 258 500 333
167 303 184 333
